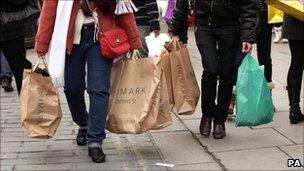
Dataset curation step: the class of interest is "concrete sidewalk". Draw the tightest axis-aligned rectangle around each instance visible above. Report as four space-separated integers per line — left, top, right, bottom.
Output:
1 30 303 170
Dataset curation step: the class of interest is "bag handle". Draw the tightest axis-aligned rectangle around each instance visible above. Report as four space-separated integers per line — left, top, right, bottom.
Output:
32 58 50 74
164 36 183 52
126 49 142 60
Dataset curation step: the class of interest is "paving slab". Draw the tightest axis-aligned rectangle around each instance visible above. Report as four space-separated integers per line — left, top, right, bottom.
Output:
169 162 222 170
280 145 304 164
214 147 298 170
151 131 214 165
14 164 72 170
274 125 304 144
195 124 294 153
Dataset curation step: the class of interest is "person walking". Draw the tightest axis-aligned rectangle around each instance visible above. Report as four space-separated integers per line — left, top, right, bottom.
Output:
133 0 160 57
169 0 257 139
0 0 39 95
0 50 14 92
256 0 276 92
35 0 141 163
282 14 304 124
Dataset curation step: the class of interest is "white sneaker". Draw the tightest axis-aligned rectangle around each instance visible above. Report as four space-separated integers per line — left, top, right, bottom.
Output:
273 27 282 43
281 39 288 43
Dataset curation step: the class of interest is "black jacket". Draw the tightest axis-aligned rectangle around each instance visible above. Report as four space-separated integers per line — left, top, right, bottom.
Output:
0 0 39 41
169 0 258 43
133 0 160 31
282 14 304 40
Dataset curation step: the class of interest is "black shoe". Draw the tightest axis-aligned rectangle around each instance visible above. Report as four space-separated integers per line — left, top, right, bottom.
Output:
199 116 212 137
213 123 226 139
76 129 87 146
290 109 304 124
1 77 14 92
88 147 106 163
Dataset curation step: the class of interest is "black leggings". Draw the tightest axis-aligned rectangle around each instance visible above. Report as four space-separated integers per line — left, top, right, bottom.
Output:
257 10 273 83
0 36 32 94
287 40 304 107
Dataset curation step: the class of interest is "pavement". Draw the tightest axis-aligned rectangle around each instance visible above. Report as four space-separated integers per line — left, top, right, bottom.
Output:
1 29 304 171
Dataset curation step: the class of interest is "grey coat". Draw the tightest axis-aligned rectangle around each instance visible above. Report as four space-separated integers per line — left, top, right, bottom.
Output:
282 14 304 40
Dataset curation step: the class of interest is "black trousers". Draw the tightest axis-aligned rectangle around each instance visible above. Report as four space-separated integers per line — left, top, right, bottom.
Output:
257 10 273 83
195 25 239 123
0 36 32 94
287 40 304 108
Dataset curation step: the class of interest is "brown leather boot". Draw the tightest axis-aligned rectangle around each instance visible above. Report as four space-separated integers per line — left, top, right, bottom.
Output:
199 116 212 137
213 123 226 139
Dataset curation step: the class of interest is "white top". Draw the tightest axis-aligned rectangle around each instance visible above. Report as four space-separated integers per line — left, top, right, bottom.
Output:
73 9 98 45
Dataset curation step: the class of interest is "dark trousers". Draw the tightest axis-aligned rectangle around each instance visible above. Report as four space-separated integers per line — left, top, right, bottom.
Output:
195 25 239 123
287 40 304 109
0 36 32 94
257 11 273 83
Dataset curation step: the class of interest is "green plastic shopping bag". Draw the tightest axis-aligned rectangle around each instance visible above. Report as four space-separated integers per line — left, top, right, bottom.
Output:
236 54 274 127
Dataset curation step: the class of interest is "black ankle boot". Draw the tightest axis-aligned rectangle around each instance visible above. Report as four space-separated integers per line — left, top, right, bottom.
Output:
76 129 87 146
289 105 304 124
287 67 303 124
88 147 106 163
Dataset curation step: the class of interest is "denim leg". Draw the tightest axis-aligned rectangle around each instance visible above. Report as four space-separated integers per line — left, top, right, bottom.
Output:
195 26 219 119
86 43 113 147
64 45 87 127
138 26 150 57
0 50 13 78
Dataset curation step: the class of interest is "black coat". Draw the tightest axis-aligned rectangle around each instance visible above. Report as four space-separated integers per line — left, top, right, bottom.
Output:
0 0 39 41
169 0 258 43
282 14 304 40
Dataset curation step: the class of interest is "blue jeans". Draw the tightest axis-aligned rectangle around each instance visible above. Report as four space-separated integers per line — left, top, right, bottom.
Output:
64 25 113 147
0 49 13 78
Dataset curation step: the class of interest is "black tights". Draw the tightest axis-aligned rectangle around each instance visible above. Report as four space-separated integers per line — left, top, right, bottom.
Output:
287 40 304 109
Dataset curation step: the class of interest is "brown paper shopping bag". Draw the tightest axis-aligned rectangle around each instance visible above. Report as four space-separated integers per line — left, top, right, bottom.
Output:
168 37 200 115
153 70 172 130
160 48 174 107
106 50 167 134
20 60 62 139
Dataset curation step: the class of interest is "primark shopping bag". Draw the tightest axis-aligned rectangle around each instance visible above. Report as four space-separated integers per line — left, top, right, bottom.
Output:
106 50 171 134
236 54 274 127
20 60 62 138
167 37 200 115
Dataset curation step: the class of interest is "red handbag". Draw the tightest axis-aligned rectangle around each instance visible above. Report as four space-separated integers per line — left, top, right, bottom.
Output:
99 28 131 59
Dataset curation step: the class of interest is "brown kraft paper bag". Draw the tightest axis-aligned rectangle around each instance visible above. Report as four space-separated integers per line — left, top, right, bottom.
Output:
159 48 174 108
20 60 62 139
168 37 200 115
153 70 172 130
106 50 165 134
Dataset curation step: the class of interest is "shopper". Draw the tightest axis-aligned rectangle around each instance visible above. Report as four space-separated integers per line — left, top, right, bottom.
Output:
256 0 275 92
0 50 14 92
35 0 141 163
133 0 160 57
282 14 304 124
169 0 257 139
0 0 39 94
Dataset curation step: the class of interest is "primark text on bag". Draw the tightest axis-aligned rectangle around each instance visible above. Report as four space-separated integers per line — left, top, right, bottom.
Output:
20 60 62 139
